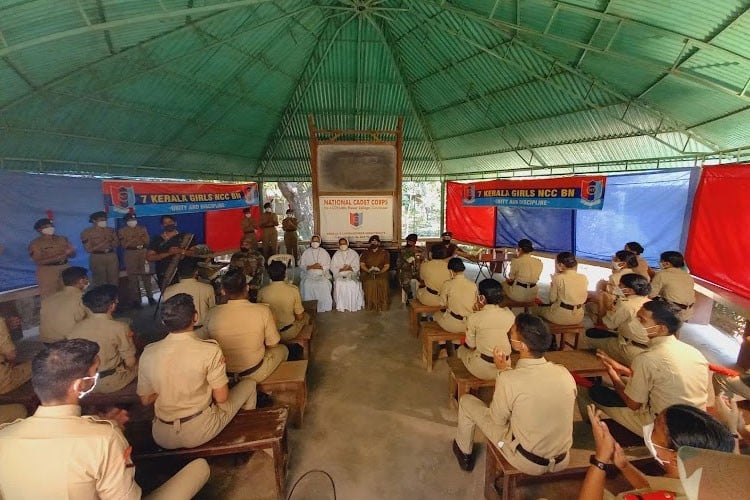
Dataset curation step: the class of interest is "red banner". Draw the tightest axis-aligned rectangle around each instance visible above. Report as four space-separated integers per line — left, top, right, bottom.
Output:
446 182 496 247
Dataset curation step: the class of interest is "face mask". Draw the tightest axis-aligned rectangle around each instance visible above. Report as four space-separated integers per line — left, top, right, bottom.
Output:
286 213 293 218
339 245 348 251
311 242 320 249
126 220 137 227
407 241 415 247
265 208 272 213
41 227 55 236
95 221 106 228
370 242 378 249
659 262 668 269
240 247 250 253
643 423 671 466
442 238 451 243
164 224 176 232
611 261 622 271
77 373 100 399
244 213 252 218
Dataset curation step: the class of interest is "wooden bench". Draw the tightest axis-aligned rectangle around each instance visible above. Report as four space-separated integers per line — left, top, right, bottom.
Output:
409 299 442 337
0 381 38 414
258 360 307 428
281 324 313 360
544 320 584 350
420 322 464 372
446 357 496 408
545 350 607 377
125 407 289 500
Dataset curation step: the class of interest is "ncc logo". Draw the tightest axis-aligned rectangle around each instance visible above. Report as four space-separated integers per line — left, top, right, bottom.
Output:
462 184 476 204
349 212 364 227
111 186 136 213
580 180 604 207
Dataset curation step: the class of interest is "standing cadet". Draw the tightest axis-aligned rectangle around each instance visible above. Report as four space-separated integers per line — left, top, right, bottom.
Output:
0 338 210 498
649 251 695 321
453 314 577 474
397 233 424 300
258 261 308 343
146 215 194 289
81 211 119 287
534 252 589 327
282 208 299 264
0 317 32 396
137 294 258 450
502 239 543 303
118 212 155 308
39 266 89 344
259 202 279 262
416 244 451 307
68 285 137 393
240 207 259 249
28 217 75 298
162 258 216 338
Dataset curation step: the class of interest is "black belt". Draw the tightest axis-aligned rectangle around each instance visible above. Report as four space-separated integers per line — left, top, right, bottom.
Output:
279 324 293 332
560 302 583 310
158 407 206 425
99 368 116 378
92 250 114 254
480 353 494 363
449 311 465 321
42 260 68 266
670 300 694 310
227 358 264 379
516 442 567 467
512 281 537 289
624 338 649 349
425 286 439 295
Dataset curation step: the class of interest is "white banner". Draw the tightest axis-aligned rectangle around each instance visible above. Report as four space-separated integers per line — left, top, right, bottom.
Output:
319 196 394 242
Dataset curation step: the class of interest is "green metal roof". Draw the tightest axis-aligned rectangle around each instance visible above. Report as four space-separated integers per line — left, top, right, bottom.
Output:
1 0 750 180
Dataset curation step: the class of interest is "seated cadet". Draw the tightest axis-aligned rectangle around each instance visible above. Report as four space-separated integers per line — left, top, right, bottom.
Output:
453 314 577 474
590 250 638 324
330 237 365 312
501 239 543 303
138 294 257 450
649 251 696 322
67 285 137 393
534 252 589 327
206 269 288 384
625 241 652 280
257 261 309 342
228 235 266 303
457 279 514 381
440 231 474 260
585 274 652 366
578 300 709 436
0 338 210 498
299 235 333 313
436 258 478 355
416 244 451 307
0 317 31 395
162 258 216 338
39 266 89 344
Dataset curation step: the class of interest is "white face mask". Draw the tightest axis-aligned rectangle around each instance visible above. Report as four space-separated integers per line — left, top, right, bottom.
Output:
611 261 622 271
311 242 320 249
41 227 55 235
339 244 348 251
126 220 137 227
77 373 99 399
286 213 293 218
96 220 107 228
265 208 272 213
244 213 252 218
643 423 671 466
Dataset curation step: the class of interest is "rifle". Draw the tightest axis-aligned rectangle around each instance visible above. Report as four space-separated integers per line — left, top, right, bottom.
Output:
153 233 194 318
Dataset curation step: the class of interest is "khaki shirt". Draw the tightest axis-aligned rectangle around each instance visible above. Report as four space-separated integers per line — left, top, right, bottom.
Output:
259 212 278 229
608 268 634 291
162 278 216 326
602 295 651 343
649 267 695 306
634 255 651 281
508 254 543 285
624 335 709 414
39 286 88 343
205 300 280 373
0 405 141 500
257 281 303 329
241 216 258 234
28 235 72 265
490 357 577 459
67 314 135 373
80 226 118 253
117 225 149 249
419 258 451 294
465 305 514 357
281 217 298 232
440 273 478 318
550 270 589 307
137 332 227 421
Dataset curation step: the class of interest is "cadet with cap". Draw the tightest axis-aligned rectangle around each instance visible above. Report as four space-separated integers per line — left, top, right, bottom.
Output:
39 266 89 344
397 234 424 300
81 211 119 287
502 239 543 303
281 208 299 264
259 202 279 262
28 216 75 298
240 207 259 249
118 212 155 308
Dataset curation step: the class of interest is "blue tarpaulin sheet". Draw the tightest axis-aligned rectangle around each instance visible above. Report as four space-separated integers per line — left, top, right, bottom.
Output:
495 207 575 254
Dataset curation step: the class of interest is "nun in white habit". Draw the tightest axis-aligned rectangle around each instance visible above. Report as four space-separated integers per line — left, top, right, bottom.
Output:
299 234 333 312
331 237 364 312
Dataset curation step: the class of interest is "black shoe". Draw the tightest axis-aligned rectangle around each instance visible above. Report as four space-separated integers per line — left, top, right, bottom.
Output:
256 391 273 408
452 440 475 471
147 297 157 306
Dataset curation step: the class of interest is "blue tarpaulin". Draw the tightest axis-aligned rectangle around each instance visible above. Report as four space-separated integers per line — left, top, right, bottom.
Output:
495 207 575 254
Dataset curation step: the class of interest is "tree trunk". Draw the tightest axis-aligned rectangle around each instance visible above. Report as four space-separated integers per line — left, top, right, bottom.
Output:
277 182 313 240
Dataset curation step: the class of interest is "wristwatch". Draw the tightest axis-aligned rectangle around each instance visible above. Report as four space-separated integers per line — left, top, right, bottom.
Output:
589 455 608 471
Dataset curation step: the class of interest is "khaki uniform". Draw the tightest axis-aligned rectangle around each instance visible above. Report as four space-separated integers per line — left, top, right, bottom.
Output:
535 270 588 325
68 313 137 393
416 258 451 307
28 235 73 298
634 255 651 281
281 216 299 263
241 216 259 248
0 404 26 424
39 286 87 344
0 319 31 395
259 212 279 261
0 404 210 499
456 357 577 475
137 332 257 449
649 267 696 321
457 304 514 380
581 335 709 436
205 300 288 382
436 273 478 333
607 268 634 293
118 225 154 301
397 245 425 298
257 281 307 341
81 226 119 287
162 278 216 334
502 253 543 302
586 295 650 366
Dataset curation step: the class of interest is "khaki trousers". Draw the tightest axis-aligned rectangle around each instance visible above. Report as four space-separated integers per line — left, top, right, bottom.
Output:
457 346 498 381
145 458 210 500
283 232 299 263
36 263 69 298
261 228 278 262
90 252 119 287
92 367 137 394
244 344 289 383
583 336 646 367
415 287 442 307
0 361 32 394
436 310 465 334
501 281 538 303
532 304 584 325
124 249 154 299
576 385 652 437
279 314 309 342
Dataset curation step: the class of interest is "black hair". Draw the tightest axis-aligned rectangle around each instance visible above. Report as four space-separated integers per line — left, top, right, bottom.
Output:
660 251 685 268
430 244 446 260
267 261 287 282
82 284 118 313
221 267 247 296
263 202 272 209
514 314 552 357
478 279 504 305
369 235 380 243
643 299 682 334
61 266 88 286
242 207 251 213
160 215 175 225
518 239 533 253
160 293 196 331
556 251 577 269
448 257 465 272
663 405 735 453
177 258 198 278
32 339 99 403
614 250 638 269
625 242 644 255
619 273 651 297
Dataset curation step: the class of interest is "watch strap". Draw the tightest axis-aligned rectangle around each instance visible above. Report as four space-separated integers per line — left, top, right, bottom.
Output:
589 454 608 471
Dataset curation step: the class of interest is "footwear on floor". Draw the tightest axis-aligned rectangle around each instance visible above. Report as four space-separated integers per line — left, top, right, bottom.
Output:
452 440 475 471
